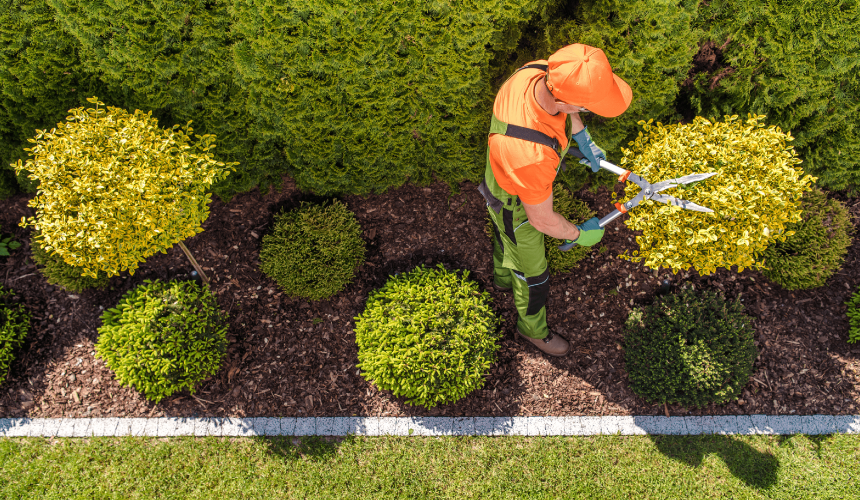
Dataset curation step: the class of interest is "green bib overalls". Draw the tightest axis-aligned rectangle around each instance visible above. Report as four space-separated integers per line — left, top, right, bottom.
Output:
478 64 572 340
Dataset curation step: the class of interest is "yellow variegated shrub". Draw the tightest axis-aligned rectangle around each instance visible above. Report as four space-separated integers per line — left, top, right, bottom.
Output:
618 115 815 275
13 98 236 278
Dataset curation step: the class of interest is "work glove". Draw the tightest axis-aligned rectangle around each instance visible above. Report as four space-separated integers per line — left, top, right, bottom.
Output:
571 127 606 173
558 217 605 251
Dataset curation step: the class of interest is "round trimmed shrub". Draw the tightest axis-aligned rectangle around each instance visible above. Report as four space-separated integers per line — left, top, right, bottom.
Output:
260 200 365 300
623 287 757 408
95 279 228 403
485 184 593 276
355 264 502 408
0 286 30 385
760 188 854 290
31 233 109 292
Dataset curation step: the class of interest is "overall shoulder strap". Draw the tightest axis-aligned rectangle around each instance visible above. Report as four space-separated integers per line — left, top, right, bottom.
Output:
490 115 560 156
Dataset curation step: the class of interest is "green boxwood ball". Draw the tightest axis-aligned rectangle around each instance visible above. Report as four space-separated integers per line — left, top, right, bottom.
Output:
485 184 593 276
0 286 30 386
623 287 757 408
95 279 228 403
355 264 502 409
31 232 109 292
260 200 365 301
760 188 854 290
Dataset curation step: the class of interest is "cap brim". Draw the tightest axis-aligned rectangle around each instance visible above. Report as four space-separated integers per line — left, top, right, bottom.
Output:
587 74 633 118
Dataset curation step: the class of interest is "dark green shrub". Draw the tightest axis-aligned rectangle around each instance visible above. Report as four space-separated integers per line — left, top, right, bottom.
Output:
30 232 109 291
689 0 860 193
760 189 854 290
355 264 501 408
47 0 284 199
0 286 30 385
848 286 860 344
0 0 110 196
230 0 544 195
260 200 365 301
495 0 702 192
484 184 594 275
0 225 21 257
623 287 757 408
95 279 228 403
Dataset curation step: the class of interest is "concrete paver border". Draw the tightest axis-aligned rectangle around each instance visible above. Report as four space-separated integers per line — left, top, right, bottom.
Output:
2 415 859 437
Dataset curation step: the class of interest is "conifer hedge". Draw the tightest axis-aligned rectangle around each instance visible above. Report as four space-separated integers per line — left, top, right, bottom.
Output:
46 0 283 199
690 0 860 193
0 0 108 197
230 0 544 196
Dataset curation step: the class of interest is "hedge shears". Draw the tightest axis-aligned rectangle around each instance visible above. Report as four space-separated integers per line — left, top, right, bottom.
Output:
558 147 718 251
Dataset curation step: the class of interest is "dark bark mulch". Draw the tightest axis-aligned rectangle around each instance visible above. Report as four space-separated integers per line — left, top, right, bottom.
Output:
1 176 858 419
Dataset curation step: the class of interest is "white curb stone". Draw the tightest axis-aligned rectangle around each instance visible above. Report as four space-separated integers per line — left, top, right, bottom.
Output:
565 416 584 435
834 416 860 434
253 417 282 436
5 415 859 437
713 416 739 435
617 416 647 436
509 417 529 436
491 417 513 436
4 418 31 437
580 416 602 435
89 418 119 437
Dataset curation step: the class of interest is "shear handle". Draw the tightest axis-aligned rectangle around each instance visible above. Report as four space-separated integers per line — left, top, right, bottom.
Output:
556 209 625 251
567 147 629 177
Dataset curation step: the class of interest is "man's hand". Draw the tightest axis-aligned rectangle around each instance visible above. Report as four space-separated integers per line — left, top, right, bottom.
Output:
571 127 606 173
569 217 604 246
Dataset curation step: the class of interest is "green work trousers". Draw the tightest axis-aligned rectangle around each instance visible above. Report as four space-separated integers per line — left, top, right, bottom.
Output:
481 157 551 340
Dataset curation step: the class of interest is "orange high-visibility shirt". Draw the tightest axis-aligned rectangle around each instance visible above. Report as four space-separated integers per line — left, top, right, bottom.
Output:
488 61 568 205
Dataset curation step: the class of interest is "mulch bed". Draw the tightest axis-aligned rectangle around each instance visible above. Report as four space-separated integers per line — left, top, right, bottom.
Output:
2 176 859 419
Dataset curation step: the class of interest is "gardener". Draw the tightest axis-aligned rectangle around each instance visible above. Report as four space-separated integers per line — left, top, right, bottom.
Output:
478 43 632 357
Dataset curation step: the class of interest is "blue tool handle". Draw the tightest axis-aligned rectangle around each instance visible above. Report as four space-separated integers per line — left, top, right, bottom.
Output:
558 239 579 251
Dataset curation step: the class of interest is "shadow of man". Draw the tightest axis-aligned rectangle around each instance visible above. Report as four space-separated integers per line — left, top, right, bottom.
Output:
650 434 779 490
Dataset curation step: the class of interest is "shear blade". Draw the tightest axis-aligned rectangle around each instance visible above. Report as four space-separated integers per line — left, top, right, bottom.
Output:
650 172 719 193
650 193 714 213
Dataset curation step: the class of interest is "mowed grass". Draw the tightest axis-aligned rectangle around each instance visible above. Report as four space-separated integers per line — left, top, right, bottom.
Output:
1 434 857 499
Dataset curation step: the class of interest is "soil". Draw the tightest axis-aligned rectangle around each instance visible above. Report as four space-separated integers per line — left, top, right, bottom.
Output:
1 177 859 420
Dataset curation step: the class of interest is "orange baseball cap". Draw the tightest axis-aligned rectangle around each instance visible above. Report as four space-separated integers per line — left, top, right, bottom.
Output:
545 44 632 118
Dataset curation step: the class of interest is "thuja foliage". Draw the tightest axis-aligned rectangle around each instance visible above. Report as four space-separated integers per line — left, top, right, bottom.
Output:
47 0 283 199
484 184 593 275
260 200 365 301
624 287 756 408
495 0 702 192
848 286 860 344
230 0 544 195
0 0 111 198
691 0 860 193
95 279 228 403
760 189 854 290
14 98 236 278
618 115 815 275
0 286 30 385
355 265 501 408
30 232 109 292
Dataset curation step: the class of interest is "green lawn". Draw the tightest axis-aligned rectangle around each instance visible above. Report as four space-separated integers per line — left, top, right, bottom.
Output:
1 434 856 499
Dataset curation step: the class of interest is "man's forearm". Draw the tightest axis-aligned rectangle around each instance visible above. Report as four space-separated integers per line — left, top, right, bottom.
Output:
535 211 580 241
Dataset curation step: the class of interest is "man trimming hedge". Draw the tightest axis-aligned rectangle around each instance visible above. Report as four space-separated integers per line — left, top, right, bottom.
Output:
478 44 631 357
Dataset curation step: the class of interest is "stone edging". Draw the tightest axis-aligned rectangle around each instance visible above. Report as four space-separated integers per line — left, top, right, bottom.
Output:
2 415 859 437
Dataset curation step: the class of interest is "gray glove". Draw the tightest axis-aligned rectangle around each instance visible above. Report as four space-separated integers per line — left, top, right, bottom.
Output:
571 127 606 173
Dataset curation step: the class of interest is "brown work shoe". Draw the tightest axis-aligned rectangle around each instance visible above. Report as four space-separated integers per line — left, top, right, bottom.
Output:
515 328 570 357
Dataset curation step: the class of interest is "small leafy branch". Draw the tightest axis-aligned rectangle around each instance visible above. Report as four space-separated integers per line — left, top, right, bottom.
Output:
0 225 21 257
